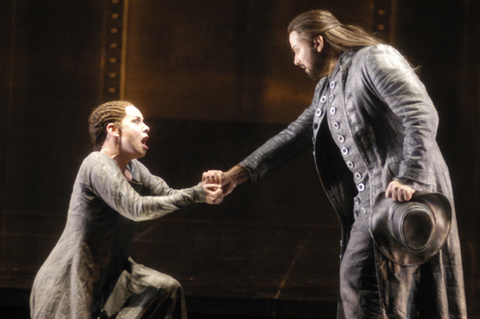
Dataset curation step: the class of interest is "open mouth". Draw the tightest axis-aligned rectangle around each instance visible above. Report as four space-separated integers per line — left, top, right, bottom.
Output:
141 136 149 149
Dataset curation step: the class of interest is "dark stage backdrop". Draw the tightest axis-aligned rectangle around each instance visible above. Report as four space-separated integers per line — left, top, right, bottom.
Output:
1 0 479 317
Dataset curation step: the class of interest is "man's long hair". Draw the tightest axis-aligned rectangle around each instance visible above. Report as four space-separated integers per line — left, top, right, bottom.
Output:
88 101 131 151
288 10 383 57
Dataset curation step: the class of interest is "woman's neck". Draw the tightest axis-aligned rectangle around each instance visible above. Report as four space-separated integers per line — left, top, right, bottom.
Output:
100 148 132 180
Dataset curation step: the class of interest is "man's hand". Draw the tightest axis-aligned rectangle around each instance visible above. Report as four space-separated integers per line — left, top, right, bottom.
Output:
202 166 251 197
222 165 251 196
385 180 416 202
202 170 223 185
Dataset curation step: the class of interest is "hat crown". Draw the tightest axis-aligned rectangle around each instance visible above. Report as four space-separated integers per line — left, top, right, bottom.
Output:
372 192 452 265
392 202 435 251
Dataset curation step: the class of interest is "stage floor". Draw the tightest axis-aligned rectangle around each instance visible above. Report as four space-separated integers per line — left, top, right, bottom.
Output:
0 210 340 318
1 209 478 318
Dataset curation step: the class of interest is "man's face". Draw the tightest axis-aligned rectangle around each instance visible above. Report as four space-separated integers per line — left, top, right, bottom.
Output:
119 105 150 159
289 31 327 80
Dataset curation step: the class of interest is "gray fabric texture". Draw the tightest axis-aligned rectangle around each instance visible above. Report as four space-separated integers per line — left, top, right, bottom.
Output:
30 152 205 319
239 44 466 318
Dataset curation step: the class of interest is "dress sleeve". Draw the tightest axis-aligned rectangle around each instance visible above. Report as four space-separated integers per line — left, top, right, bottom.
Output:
364 45 438 186
238 92 318 182
131 159 186 197
83 153 206 221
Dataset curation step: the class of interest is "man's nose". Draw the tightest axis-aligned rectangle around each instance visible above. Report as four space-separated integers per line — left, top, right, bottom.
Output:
294 56 300 66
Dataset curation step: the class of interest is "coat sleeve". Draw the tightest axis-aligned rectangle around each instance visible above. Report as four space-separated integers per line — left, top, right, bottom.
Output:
238 108 315 182
238 87 320 182
83 153 206 221
363 45 439 186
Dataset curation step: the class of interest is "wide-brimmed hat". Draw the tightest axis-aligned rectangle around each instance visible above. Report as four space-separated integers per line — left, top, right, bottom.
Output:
372 192 452 266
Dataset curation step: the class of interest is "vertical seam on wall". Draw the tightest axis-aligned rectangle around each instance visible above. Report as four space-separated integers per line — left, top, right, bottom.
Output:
120 0 128 100
102 0 125 102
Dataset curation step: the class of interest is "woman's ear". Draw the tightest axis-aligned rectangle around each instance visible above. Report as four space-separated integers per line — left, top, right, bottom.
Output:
313 35 324 53
106 122 120 137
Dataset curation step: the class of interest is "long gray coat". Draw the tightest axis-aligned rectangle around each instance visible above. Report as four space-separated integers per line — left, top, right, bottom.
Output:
239 45 466 318
30 152 206 318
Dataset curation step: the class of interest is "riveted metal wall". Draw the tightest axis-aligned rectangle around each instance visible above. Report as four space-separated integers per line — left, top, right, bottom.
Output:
101 0 127 102
373 0 394 42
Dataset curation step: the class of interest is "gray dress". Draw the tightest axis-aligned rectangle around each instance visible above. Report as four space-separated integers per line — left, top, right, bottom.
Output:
30 152 206 319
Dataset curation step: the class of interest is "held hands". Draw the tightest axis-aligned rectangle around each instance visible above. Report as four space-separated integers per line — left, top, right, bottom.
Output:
385 180 416 202
201 166 250 204
201 170 224 205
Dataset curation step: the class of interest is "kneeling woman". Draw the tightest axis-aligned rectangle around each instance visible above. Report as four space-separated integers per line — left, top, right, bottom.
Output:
30 101 223 319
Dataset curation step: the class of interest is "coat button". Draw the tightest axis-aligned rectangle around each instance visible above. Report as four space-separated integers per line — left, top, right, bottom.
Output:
320 96 327 103
315 108 323 117
330 81 336 89
354 197 360 205
338 135 345 143
333 122 340 129
358 183 365 191
354 172 362 180
347 161 354 168
330 107 336 115
341 147 349 155
329 94 335 102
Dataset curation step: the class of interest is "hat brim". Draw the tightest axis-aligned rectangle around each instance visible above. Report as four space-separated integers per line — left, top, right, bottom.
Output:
372 192 452 266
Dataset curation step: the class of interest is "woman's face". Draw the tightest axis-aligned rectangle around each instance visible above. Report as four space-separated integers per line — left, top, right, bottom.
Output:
119 105 150 159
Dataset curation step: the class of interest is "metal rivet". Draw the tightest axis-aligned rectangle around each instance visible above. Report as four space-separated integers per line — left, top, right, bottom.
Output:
320 96 327 104
330 107 336 115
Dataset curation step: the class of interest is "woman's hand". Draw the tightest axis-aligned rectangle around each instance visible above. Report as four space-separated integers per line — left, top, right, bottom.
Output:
202 170 224 204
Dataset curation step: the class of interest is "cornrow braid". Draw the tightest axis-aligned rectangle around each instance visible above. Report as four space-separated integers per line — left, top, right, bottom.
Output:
88 101 132 151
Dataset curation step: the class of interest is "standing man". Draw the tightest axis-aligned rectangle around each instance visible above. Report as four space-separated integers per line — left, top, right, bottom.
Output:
217 10 467 318
30 101 223 319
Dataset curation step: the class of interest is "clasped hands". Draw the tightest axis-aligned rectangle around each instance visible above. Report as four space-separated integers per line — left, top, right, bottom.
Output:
201 167 242 205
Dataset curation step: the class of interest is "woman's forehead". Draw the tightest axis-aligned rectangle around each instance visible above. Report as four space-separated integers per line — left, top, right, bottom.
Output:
125 105 142 118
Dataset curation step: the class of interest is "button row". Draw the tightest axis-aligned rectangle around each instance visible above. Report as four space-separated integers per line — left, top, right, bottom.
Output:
328 80 366 193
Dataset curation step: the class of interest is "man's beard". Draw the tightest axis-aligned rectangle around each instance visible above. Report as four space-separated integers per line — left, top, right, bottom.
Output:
306 50 331 81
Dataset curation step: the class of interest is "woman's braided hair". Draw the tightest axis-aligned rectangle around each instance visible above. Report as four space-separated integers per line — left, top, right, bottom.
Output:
88 101 132 151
